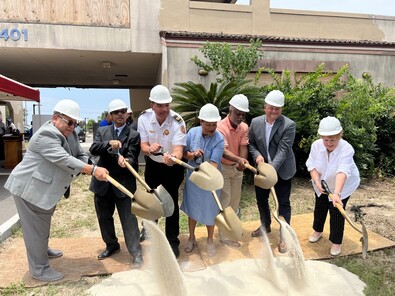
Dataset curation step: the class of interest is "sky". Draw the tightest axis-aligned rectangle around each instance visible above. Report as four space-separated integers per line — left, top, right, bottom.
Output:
25 0 395 125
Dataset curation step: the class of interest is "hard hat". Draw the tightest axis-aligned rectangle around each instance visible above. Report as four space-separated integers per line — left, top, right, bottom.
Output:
108 99 128 113
198 103 221 122
318 116 343 136
229 94 250 112
53 99 81 120
127 108 133 114
149 85 172 104
264 90 285 107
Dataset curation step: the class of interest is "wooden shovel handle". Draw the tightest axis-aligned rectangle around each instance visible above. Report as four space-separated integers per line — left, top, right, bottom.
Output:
244 163 257 174
124 161 152 192
107 175 134 200
211 190 224 212
171 156 196 171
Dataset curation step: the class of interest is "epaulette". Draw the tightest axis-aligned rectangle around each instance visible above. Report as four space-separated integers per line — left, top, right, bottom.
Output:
139 109 149 116
173 114 183 123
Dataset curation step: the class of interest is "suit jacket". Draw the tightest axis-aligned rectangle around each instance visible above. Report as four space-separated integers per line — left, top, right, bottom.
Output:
249 114 296 180
4 121 88 210
89 125 140 197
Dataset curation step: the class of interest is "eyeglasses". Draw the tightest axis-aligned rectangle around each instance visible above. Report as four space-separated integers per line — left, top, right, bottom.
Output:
112 109 127 115
58 115 77 128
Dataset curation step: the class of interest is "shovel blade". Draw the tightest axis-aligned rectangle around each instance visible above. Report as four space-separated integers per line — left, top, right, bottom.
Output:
214 207 243 241
189 162 224 191
131 189 164 220
154 185 175 217
255 162 278 189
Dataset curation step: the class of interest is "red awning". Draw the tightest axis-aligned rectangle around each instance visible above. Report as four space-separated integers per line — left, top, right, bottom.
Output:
0 74 40 102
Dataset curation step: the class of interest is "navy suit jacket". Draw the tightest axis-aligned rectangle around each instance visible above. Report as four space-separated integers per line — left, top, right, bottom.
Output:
89 125 140 197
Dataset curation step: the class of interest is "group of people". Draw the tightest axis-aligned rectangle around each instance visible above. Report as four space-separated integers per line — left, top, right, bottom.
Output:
4 84 360 282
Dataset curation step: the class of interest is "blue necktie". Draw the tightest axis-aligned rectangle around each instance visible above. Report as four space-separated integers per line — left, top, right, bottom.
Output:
115 128 120 138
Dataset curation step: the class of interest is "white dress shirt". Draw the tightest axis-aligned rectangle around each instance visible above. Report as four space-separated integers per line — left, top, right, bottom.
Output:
306 138 360 200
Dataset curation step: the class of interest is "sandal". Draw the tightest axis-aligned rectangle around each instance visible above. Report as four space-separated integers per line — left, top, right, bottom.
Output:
207 242 216 257
184 239 197 253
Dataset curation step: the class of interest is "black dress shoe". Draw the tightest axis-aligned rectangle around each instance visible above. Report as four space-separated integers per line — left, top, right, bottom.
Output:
97 248 120 260
133 255 144 269
48 248 63 259
140 228 147 242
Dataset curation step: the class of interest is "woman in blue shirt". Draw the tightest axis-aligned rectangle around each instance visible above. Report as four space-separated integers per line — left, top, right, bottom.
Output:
181 104 224 257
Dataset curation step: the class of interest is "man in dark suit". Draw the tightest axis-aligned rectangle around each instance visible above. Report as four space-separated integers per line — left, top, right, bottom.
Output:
249 90 296 252
89 99 143 268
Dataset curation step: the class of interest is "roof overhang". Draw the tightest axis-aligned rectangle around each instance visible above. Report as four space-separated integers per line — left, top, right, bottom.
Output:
0 74 40 102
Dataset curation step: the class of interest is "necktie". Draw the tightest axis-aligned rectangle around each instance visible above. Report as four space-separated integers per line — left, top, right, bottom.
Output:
115 128 120 138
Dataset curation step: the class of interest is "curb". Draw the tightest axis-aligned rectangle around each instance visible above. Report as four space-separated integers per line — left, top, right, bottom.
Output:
0 214 20 243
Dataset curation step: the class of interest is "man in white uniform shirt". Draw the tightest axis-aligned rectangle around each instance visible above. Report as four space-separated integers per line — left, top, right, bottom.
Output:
137 85 187 258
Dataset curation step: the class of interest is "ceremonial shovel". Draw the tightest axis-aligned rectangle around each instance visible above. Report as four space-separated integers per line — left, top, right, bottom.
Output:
321 180 368 259
154 150 242 241
106 175 164 220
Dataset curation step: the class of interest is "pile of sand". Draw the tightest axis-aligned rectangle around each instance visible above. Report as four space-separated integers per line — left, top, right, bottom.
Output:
88 221 365 296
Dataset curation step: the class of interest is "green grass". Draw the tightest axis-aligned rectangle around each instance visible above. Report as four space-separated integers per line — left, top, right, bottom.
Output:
2 175 394 295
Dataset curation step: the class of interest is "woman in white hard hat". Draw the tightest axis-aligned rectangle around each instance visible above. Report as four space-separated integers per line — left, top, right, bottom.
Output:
306 116 360 256
180 103 224 257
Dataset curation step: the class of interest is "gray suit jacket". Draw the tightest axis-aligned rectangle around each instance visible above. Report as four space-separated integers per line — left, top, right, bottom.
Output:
249 114 296 180
4 121 88 210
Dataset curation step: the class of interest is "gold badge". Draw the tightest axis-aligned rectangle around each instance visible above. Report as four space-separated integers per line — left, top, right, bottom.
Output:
180 125 186 134
163 129 169 135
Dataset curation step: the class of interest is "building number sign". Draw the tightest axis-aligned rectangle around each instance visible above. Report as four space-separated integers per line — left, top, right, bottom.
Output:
0 28 28 41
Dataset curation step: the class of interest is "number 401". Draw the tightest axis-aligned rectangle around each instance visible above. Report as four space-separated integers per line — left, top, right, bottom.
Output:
0 29 28 41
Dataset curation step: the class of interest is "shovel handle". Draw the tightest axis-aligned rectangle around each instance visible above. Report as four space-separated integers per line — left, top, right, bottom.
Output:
211 190 224 212
321 180 364 235
123 161 152 192
244 163 257 174
107 175 135 200
170 156 196 171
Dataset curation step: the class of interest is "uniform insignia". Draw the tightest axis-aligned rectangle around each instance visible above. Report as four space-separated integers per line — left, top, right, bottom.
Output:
173 114 182 123
180 125 186 134
163 129 169 135
149 130 155 133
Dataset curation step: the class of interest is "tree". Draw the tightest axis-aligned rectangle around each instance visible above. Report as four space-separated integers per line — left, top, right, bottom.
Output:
172 80 262 129
191 39 264 83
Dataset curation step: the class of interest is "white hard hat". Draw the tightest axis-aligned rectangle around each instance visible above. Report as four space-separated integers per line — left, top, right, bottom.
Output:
229 94 250 112
265 90 285 107
53 99 81 120
108 99 128 113
127 108 133 114
198 103 221 122
318 116 343 136
149 85 172 104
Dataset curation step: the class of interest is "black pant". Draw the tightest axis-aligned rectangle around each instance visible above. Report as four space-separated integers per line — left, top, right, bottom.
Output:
313 193 349 244
94 186 142 257
255 177 292 228
144 157 185 248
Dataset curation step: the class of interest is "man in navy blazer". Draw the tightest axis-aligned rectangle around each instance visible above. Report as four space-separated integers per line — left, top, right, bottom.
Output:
5 100 109 282
249 90 296 251
89 99 143 268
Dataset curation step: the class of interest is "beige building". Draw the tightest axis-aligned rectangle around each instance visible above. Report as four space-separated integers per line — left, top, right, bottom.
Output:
1 0 394 123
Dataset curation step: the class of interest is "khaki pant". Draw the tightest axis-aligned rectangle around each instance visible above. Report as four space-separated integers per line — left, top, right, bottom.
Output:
220 163 243 212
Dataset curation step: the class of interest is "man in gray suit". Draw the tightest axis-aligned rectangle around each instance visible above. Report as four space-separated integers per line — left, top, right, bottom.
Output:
249 90 296 251
4 99 109 282
89 99 143 268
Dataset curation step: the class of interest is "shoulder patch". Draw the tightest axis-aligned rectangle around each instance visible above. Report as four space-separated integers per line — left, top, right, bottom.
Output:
173 114 182 123
139 110 147 116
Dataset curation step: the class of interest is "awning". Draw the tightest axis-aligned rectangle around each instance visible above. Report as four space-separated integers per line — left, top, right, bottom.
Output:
0 74 40 102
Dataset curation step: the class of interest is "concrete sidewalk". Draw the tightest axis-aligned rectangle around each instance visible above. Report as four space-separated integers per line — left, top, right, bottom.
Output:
0 174 19 243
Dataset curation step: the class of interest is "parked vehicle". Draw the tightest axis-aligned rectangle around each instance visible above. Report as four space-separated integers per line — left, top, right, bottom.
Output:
75 125 86 142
